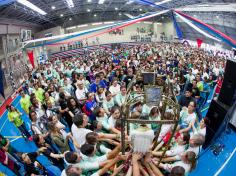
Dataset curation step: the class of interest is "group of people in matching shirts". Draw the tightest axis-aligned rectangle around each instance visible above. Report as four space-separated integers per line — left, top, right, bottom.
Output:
0 42 226 176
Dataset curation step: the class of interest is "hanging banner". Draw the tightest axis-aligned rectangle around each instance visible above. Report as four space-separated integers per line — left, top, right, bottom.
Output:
197 38 203 48
171 11 183 40
174 10 236 48
174 12 220 42
27 50 35 69
0 62 5 99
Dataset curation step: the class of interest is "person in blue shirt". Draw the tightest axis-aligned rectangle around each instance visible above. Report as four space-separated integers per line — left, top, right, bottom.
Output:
89 74 106 93
83 92 97 122
99 72 108 89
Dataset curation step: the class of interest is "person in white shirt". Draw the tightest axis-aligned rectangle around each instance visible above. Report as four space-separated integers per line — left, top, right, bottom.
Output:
179 101 197 134
71 114 92 146
103 91 115 115
158 151 197 175
108 106 120 128
61 152 125 176
115 86 127 107
152 132 190 157
75 81 88 103
109 78 121 96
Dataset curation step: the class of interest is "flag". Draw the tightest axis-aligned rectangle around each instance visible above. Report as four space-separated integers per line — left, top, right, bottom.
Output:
0 62 5 98
27 50 35 68
197 39 203 48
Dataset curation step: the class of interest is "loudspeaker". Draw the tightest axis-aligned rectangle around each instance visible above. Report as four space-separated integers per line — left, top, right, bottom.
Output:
218 59 236 106
203 100 229 149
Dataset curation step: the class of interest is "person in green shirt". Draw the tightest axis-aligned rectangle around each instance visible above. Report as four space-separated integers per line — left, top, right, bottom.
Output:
6 105 31 140
20 90 31 114
34 84 45 103
196 74 203 92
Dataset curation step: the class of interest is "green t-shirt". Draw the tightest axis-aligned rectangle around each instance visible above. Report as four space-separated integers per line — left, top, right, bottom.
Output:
20 95 31 114
197 81 203 92
35 88 45 102
8 111 23 127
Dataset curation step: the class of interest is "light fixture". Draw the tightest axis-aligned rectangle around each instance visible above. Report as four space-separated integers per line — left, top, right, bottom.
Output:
69 18 72 21
98 0 105 4
119 13 122 16
124 13 134 19
161 16 164 19
51 6 56 10
66 0 74 8
66 26 76 30
92 22 103 25
139 8 142 11
144 21 152 24
87 0 92 2
78 24 89 28
216 15 219 19
115 7 118 10
104 21 114 24
155 0 172 6
60 14 64 17
17 0 47 15
87 9 91 12
94 14 97 17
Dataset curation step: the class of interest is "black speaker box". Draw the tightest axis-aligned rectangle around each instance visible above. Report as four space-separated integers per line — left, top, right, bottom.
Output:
203 100 229 149
218 59 236 106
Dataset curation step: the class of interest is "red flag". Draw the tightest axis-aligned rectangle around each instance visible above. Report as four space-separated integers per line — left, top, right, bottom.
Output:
27 50 35 68
196 39 203 48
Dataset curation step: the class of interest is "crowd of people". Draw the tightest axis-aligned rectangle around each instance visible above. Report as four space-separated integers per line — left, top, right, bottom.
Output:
0 42 227 176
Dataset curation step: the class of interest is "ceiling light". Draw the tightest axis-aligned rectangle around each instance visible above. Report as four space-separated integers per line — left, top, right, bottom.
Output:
17 0 47 15
115 7 118 10
139 8 142 11
144 21 152 24
51 6 56 10
69 18 72 21
78 24 89 28
66 0 74 8
98 0 105 4
124 13 134 19
161 16 164 19
66 26 76 30
155 0 172 6
104 21 114 24
60 14 64 17
216 15 219 18
92 22 103 26
87 9 91 12
119 13 122 16
94 14 97 17
88 0 92 2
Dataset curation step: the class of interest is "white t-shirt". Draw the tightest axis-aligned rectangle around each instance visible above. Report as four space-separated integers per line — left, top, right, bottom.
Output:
166 145 186 157
158 124 172 141
109 85 121 95
75 88 87 100
180 111 197 127
108 116 116 128
163 161 191 174
81 153 107 163
71 124 92 145
187 146 201 156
